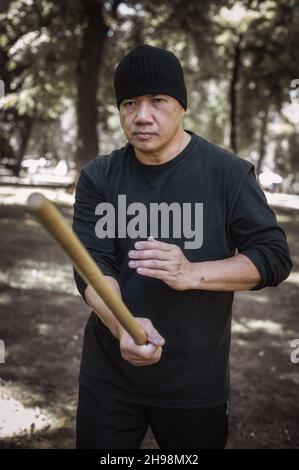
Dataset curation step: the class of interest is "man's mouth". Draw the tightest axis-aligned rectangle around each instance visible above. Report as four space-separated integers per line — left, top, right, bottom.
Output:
134 132 155 140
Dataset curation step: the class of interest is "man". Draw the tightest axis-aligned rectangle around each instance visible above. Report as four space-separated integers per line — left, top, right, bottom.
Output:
72 44 292 449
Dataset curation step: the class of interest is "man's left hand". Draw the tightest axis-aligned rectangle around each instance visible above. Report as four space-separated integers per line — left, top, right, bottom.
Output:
128 237 193 291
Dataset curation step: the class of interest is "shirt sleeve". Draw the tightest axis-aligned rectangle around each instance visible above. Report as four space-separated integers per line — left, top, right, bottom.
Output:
72 164 120 304
228 166 293 290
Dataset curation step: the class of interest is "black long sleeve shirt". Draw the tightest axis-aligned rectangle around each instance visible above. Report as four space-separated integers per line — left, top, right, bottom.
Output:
72 130 292 408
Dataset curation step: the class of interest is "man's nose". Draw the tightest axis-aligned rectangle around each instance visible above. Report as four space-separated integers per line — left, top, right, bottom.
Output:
134 102 153 123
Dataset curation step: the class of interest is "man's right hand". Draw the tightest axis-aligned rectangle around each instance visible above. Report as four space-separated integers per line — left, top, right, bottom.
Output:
117 317 166 367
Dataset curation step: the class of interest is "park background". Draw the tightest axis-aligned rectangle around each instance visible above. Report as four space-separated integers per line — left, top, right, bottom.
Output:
0 0 298 448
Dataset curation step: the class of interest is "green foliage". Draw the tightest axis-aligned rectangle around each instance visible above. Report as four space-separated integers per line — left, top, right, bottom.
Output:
0 0 298 175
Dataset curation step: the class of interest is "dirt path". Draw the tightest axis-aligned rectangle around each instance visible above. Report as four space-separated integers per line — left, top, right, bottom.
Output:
0 188 298 448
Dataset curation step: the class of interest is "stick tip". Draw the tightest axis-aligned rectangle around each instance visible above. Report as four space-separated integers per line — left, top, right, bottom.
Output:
27 192 46 210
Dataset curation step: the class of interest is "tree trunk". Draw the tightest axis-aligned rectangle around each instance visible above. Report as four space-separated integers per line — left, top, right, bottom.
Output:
131 14 145 46
229 35 242 154
10 116 33 176
76 0 109 168
256 105 269 176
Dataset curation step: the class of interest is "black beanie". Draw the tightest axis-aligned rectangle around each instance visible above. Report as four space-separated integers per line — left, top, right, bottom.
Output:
114 44 188 110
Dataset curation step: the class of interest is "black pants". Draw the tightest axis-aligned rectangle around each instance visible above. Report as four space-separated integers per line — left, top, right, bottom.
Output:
76 384 229 449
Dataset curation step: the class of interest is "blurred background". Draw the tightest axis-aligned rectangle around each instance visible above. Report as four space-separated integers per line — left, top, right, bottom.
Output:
0 0 298 449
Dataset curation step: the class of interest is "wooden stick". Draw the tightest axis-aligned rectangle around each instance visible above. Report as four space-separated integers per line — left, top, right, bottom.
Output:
27 192 148 345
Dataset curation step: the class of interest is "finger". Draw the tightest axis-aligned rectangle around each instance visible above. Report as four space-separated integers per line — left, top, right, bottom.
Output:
147 335 165 346
145 348 164 363
128 249 171 261
149 346 163 362
125 335 158 352
136 267 172 281
129 343 162 360
131 346 163 365
134 239 173 251
129 259 171 271
135 319 166 346
146 329 165 346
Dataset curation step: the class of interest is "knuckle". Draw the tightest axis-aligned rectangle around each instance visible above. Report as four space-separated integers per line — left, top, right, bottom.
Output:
153 352 162 363
120 347 128 359
145 351 154 360
121 351 127 361
140 317 152 326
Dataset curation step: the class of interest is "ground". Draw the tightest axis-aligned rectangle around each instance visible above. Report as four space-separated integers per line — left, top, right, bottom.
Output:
0 186 298 449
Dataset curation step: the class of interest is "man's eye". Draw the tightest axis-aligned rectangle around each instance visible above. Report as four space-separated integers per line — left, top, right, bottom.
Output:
125 101 135 107
153 98 164 103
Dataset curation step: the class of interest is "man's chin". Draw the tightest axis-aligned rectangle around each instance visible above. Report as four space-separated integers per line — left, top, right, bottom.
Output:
136 142 159 152
130 137 160 151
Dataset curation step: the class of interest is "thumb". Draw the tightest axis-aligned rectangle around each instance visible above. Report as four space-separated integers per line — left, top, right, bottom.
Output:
147 331 166 346
137 315 165 346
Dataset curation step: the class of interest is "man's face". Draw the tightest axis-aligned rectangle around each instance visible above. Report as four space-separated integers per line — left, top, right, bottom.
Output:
119 94 186 153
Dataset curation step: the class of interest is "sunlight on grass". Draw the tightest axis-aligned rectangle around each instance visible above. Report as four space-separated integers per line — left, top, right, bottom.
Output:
36 323 52 335
232 318 284 335
237 292 269 303
0 259 78 295
0 186 74 207
0 293 11 305
276 214 299 224
265 192 299 211
24 218 40 227
285 271 299 287
0 383 59 438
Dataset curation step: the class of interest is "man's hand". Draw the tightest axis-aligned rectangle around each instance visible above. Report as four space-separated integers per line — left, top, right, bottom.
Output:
128 236 193 291
118 317 166 367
